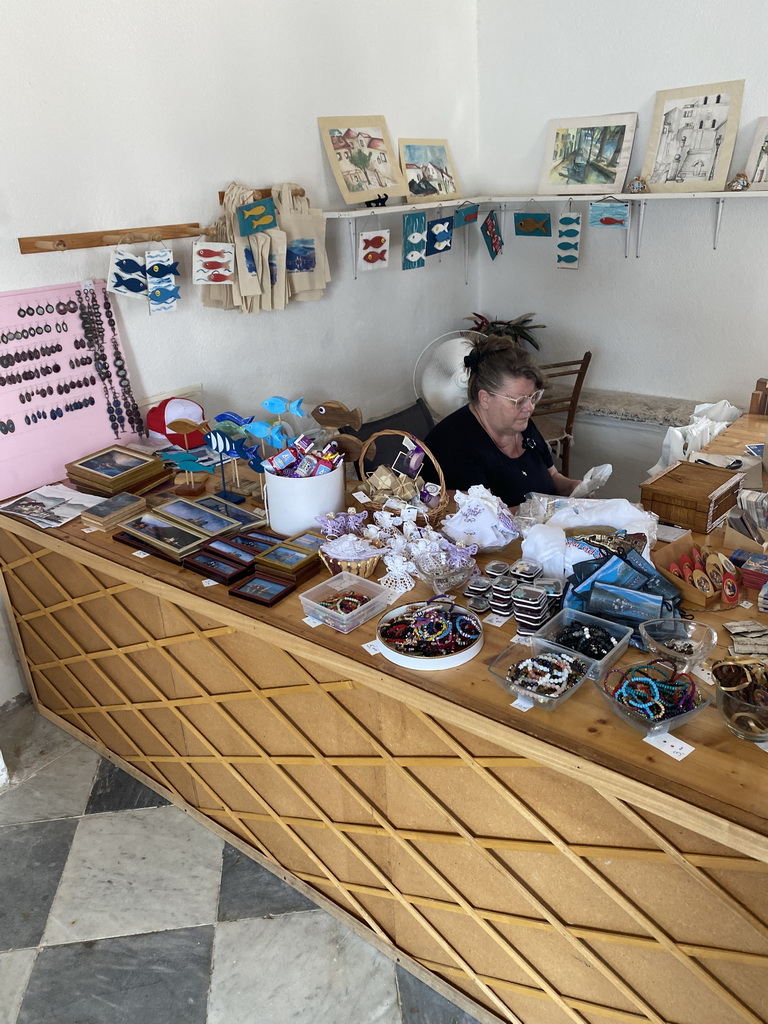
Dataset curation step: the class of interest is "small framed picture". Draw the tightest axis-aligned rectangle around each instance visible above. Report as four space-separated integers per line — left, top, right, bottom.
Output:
112 530 180 563
255 544 317 575
120 511 206 558
196 495 268 528
67 445 157 481
229 572 295 606
201 538 259 567
238 529 282 546
285 531 325 552
155 497 241 538
225 534 275 554
182 551 250 583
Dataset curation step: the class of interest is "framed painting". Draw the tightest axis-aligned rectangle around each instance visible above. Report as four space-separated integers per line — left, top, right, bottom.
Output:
255 544 316 576
640 80 744 192
398 138 462 204
743 117 768 190
196 495 267 528
65 445 157 483
200 537 260 568
119 512 206 559
318 115 408 205
181 550 250 584
229 572 295 607
538 113 638 194
155 497 240 538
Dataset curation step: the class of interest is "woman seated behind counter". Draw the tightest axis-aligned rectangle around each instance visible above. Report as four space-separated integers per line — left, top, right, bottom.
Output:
424 335 581 508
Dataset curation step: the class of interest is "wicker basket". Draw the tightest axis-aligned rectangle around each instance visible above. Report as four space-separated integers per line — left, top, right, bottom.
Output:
357 429 449 528
319 551 381 578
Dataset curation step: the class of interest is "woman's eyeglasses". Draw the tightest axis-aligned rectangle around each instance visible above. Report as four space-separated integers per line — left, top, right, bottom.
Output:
489 389 544 408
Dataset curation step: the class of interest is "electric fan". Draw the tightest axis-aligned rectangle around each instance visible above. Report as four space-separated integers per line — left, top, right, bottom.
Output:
413 330 485 423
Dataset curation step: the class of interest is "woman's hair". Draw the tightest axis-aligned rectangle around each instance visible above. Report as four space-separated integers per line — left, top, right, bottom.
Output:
464 334 546 404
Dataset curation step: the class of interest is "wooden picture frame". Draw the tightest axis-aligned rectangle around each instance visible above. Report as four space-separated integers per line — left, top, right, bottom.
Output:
225 534 276 555
640 80 745 192
196 495 268 528
286 531 325 553
118 512 206 559
538 113 638 194
318 115 408 205
255 543 317 576
200 537 260 568
66 445 157 484
182 550 250 583
229 572 295 607
155 497 241 538
111 530 181 564
398 138 462 204
743 116 768 190
238 529 281 546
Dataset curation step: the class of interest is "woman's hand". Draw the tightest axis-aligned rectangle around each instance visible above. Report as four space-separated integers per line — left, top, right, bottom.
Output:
549 467 581 496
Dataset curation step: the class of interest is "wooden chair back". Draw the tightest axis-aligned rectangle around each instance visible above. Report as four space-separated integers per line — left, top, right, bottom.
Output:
531 351 592 476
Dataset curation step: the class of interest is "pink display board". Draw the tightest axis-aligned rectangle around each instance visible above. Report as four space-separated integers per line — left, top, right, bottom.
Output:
0 280 145 499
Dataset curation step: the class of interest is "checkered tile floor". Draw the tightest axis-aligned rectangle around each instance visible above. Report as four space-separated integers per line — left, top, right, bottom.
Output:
0 700 486 1024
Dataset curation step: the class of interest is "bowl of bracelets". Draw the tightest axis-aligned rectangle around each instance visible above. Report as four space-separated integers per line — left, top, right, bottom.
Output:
489 649 594 708
598 657 712 733
376 598 483 670
638 618 717 672
712 657 768 742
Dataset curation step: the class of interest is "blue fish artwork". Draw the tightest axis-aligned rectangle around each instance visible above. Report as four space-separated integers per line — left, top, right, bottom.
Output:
115 257 146 275
286 239 317 274
145 247 180 314
205 430 240 457
261 396 305 417
146 261 180 278
148 286 180 303
556 212 581 270
559 216 580 225
453 203 479 229
242 421 271 440
267 423 290 449
113 274 147 293
403 211 427 270
237 198 277 236
425 216 454 257
558 229 579 238
556 241 579 250
160 451 215 474
214 411 256 427
557 254 579 263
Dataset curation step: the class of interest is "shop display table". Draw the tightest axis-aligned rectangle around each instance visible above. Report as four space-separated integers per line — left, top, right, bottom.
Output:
2 442 768 1024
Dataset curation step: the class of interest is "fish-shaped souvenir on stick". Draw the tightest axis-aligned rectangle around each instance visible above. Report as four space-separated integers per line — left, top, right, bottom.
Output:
261 396 305 417
311 401 363 431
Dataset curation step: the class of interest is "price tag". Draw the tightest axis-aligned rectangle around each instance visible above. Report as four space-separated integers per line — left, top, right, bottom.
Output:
484 613 512 627
201 579 219 587
82 526 99 534
740 600 754 609
303 615 323 627
643 732 695 760
510 633 532 646
133 550 150 558
362 639 381 655
353 491 371 503
511 695 534 711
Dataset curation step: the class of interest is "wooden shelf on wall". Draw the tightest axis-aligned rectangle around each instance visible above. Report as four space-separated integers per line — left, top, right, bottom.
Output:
18 223 203 255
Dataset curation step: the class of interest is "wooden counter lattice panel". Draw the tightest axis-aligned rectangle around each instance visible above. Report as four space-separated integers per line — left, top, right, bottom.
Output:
2 529 768 1024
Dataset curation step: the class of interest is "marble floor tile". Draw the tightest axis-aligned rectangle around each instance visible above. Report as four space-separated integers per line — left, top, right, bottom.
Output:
0 742 99 826
218 843 317 921
0 949 37 1024
85 757 170 815
209 912 401 1024
17 926 213 1024
42 805 223 945
0 818 79 951
0 702 80 785
396 964 485 1024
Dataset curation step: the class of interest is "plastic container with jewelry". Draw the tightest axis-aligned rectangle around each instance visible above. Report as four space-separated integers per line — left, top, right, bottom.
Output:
376 599 483 671
638 618 717 673
488 647 596 709
299 572 390 633
712 658 768 742
533 608 632 680
595 658 712 735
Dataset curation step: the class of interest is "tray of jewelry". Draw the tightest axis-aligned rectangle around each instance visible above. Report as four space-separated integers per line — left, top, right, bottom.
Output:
376 598 483 671
488 647 595 709
532 609 632 680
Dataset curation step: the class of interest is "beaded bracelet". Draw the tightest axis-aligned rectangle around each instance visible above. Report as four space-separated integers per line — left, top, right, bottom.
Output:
604 658 699 721
378 601 481 657
551 622 617 660
505 652 588 697
318 590 371 615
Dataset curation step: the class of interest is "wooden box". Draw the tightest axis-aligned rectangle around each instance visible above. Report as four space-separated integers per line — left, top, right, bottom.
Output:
639 461 744 534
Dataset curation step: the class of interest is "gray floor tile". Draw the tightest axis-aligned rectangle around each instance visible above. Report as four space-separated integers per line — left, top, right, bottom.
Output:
84 757 170 814
0 743 99 826
209 913 401 1024
0 703 80 785
0 949 37 1024
0 818 78 951
396 964 484 1024
42 805 223 945
17 926 213 1024
218 843 317 921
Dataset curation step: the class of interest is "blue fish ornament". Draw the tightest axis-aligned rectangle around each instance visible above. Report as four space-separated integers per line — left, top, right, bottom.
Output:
149 286 180 303
146 261 180 278
205 430 240 457
115 258 145 275
242 420 271 440
113 273 147 293
559 216 580 225
557 242 579 250
261 395 305 417
267 423 290 449
214 411 256 427
159 451 215 474
557 254 579 263
558 229 579 238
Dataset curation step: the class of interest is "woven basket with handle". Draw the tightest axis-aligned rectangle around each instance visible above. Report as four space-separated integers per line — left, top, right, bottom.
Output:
357 429 449 527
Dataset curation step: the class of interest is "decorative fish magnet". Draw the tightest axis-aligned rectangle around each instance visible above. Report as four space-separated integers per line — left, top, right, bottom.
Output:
358 229 390 273
588 201 629 229
454 203 479 229
425 216 453 256
146 247 179 313
402 211 426 270
194 240 236 285
237 198 277 236
481 211 503 259
108 247 148 301
514 213 552 236
555 211 581 269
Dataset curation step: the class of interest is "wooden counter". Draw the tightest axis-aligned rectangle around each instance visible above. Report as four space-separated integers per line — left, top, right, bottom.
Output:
2 444 768 1024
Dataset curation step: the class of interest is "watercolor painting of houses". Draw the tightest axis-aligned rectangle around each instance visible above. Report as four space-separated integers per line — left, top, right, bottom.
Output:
398 139 462 204
318 115 408 205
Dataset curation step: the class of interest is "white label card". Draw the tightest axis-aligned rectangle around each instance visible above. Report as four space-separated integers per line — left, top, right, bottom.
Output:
133 550 150 558
82 527 99 534
201 579 220 587
756 740 768 752
484 613 512 627
643 732 695 760
303 616 323 627
362 640 381 655
511 695 535 711
353 491 371 503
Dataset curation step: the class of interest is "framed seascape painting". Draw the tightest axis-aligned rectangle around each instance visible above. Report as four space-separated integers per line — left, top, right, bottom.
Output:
155 497 240 538
318 115 408 205
66 445 156 482
229 573 295 607
640 80 745 192
538 113 638 194
743 117 768 189
398 139 462 204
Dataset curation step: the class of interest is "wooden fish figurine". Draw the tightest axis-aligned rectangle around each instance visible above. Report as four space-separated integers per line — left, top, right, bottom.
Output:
311 401 363 431
332 433 376 463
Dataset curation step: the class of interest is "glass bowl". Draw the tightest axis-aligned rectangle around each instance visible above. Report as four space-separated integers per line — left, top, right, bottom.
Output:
638 618 717 671
414 551 478 595
594 663 712 734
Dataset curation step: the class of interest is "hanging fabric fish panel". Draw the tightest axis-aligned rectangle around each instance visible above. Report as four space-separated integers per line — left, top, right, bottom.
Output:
454 203 479 229
402 212 426 270
358 230 390 272
556 212 581 269
514 212 552 236
193 240 236 284
481 211 503 259
588 201 629 228
425 215 454 256
108 247 148 300
146 247 180 313
237 197 277 236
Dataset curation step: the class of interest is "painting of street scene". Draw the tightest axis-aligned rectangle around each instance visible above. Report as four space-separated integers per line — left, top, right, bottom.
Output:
318 116 408 204
539 113 637 194
399 139 461 203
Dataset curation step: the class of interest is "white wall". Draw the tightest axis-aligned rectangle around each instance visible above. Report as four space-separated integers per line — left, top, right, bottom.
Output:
477 0 768 406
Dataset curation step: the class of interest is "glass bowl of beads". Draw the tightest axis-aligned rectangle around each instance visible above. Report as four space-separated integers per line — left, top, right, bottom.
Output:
299 571 390 633
595 658 712 734
488 646 596 709
532 609 632 681
713 659 768 742
413 550 478 596
376 599 483 671
638 618 717 672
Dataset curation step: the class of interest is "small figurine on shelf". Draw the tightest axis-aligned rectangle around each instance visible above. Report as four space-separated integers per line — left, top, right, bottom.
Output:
726 172 751 191
625 175 651 194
